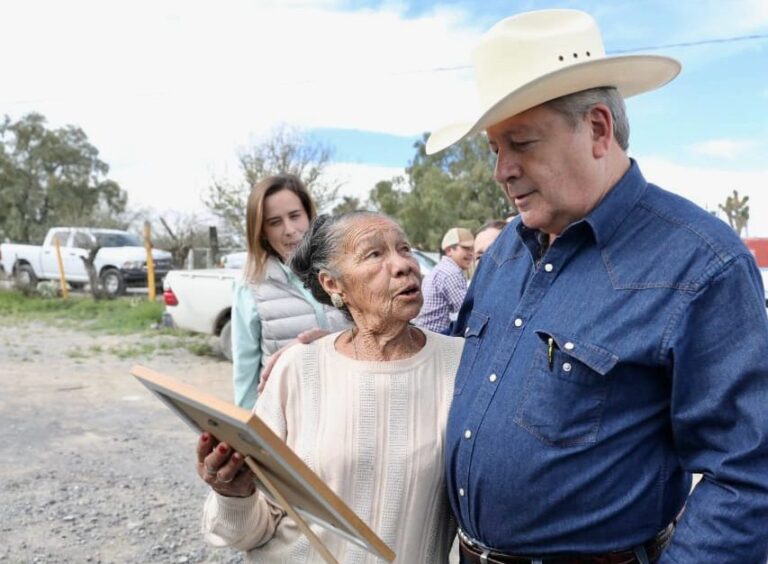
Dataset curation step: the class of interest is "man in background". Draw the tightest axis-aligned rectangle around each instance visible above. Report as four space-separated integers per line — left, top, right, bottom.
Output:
414 227 473 333
472 220 506 265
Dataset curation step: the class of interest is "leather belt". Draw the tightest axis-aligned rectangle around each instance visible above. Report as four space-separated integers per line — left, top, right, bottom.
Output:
458 524 674 564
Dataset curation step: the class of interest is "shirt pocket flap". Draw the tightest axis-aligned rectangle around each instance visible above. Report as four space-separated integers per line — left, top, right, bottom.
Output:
463 311 489 338
535 330 619 376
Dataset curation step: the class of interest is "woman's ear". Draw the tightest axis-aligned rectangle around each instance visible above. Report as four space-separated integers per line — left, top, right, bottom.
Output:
318 271 342 298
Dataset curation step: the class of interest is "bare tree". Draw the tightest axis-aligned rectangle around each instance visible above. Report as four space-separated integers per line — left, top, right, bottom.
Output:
203 125 341 238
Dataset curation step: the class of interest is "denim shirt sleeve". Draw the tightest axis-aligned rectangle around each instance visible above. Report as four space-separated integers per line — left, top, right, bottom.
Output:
661 255 768 563
231 281 262 410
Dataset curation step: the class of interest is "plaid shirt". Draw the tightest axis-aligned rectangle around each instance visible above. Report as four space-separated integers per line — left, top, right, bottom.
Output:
414 256 468 333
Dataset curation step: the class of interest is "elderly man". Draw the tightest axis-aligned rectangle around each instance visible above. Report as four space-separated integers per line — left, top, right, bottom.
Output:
414 227 474 333
428 9 768 564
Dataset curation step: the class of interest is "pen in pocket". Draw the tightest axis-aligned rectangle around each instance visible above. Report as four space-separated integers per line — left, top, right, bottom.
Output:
547 337 555 370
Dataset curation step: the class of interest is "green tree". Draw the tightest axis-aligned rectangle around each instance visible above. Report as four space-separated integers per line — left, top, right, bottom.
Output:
718 189 750 237
370 134 514 250
331 195 365 216
203 125 340 238
0 113 126 243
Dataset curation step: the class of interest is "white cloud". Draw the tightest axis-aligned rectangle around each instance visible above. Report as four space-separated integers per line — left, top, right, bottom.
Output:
325 162 406 206
689 139 756 160
0 0 479 214
639 155 768 236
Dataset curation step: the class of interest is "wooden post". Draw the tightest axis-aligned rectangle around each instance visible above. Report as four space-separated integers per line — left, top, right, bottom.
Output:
209 226 220 268
143 221 156 301
53 238 69 299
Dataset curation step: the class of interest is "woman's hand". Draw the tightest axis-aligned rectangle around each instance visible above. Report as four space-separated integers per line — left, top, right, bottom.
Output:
257 328 330 394
196 433 256 498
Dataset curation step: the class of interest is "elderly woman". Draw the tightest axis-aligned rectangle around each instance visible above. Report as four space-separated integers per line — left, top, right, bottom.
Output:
196 212 464 563
231 174 350 409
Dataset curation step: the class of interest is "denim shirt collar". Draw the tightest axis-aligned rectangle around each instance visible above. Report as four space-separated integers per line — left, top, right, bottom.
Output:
514 159 647 252
584 159 647 248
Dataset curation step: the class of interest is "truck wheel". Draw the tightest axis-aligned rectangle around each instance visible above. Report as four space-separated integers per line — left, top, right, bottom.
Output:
14 264 38 291
100 268 126 297
219 319 233 361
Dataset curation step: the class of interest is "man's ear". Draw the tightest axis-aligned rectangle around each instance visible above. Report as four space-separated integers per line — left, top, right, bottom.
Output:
587 104 613 159
318 271 342 299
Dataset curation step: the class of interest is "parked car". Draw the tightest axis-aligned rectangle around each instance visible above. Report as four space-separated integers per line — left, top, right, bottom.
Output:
0 227 173 297
162 268 238 360
413 249 438 274
219 251 247 270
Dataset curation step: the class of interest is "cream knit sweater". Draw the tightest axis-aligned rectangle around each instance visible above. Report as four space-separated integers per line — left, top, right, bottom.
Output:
202 329 464 563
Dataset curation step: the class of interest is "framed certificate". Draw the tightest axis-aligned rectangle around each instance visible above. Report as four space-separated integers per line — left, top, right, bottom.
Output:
131 365 395 563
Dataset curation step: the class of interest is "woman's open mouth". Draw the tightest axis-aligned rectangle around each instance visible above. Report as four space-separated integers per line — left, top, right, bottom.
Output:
395 285 421 299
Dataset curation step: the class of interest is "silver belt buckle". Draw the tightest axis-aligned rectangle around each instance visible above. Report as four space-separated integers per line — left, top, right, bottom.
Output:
479 549 490 564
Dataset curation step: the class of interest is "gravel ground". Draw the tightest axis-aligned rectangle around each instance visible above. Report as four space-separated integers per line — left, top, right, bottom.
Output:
0 313 461 563
0 319 241 563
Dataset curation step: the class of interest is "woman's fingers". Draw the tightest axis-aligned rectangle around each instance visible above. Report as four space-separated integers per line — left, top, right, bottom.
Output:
197 441 256 497
196 432 217 464
258 329 327 394
297 328 329 344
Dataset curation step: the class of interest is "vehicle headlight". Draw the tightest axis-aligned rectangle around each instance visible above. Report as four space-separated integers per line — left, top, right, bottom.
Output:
122 260 144 269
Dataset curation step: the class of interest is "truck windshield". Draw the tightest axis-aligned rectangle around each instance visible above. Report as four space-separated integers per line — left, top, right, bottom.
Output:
95 233 142 247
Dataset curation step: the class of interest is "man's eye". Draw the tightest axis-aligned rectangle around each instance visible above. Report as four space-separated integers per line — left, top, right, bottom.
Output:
510 140 535 149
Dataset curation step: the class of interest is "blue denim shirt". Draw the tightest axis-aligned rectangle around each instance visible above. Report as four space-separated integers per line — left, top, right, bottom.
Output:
447 161 768 563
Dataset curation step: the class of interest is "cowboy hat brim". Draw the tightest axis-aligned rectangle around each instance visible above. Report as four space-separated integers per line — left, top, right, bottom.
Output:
426 54 681 155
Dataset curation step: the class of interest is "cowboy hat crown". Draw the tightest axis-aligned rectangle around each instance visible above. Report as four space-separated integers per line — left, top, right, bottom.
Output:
426 9 681 154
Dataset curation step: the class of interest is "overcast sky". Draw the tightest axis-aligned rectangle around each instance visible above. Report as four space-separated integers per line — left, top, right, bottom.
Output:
2 0 768 234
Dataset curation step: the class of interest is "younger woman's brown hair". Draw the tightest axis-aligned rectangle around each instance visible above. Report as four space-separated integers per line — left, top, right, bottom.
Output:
244 174 316 282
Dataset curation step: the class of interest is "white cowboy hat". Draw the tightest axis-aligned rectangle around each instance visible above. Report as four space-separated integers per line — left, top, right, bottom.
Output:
426 9 681 155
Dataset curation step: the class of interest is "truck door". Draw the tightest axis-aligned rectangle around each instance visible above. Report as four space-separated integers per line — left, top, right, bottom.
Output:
66 231 92 281
40 229 72 278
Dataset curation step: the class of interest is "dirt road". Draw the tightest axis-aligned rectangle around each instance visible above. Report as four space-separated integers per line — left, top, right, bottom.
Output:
0 320 240 563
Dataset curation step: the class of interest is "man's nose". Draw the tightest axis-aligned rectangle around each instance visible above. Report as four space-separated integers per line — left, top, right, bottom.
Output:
494 151 522 184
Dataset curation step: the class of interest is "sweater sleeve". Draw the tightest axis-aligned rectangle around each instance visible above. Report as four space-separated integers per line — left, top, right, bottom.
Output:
232 281 262 410
201 345 301 553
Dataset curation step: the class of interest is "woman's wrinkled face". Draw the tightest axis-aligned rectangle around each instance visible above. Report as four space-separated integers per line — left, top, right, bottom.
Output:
261 189 310 261
329 217 423 327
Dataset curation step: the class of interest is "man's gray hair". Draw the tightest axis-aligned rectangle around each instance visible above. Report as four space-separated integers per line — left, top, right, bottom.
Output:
545 87 630 151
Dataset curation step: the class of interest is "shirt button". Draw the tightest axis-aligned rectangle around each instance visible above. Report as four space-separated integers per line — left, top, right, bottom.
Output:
544 263 554 272
489 373 497 383
564 342 574 351
464 429 472 439
459 488 465 497
563 362 572 372
514 318 523 327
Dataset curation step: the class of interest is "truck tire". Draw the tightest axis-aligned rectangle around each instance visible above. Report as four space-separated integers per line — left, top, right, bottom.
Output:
100 268 126 298
14 263 38 291
219 319 233 361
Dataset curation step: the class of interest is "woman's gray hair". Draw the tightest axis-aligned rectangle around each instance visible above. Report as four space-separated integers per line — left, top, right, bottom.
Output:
289 211 382 320
545 87 630 151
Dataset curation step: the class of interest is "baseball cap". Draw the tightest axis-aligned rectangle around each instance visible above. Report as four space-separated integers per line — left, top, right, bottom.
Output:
441 227 474 251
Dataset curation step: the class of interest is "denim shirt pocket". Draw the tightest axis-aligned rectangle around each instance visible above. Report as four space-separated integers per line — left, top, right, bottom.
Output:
513 330 619 447
454 310 489 396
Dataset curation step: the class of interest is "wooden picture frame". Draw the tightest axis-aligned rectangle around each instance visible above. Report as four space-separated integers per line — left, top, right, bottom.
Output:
131 365 395 563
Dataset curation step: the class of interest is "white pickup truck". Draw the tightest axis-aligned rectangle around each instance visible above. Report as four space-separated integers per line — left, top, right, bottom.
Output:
0 227 173 297
162 268 239 360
